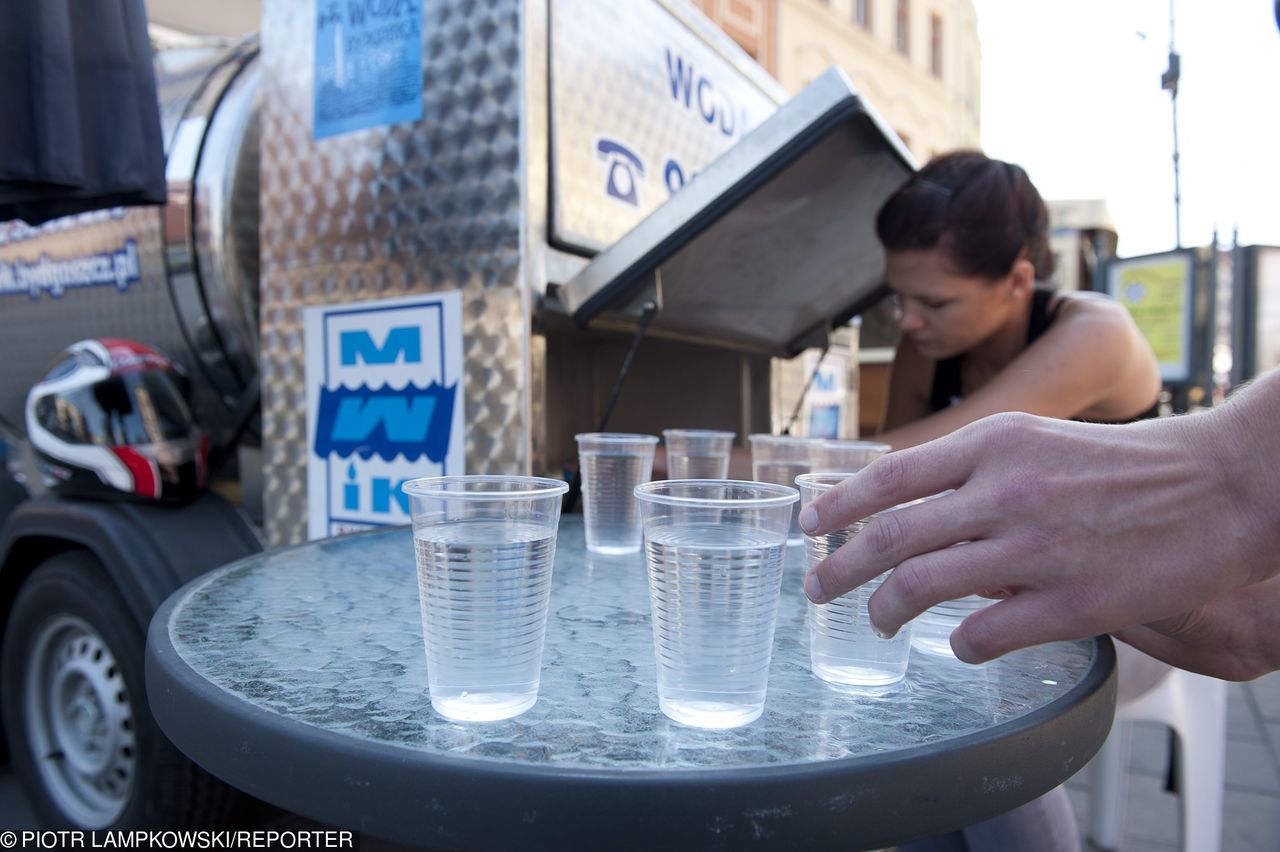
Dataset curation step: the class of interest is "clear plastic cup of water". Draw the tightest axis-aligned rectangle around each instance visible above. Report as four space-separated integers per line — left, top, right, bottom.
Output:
749 434 819 545
634 479 797 729
809 439 890 473
662 429 735 479
912 595 996 657
402 475 569 722
797 473 916 687
576 433 659 555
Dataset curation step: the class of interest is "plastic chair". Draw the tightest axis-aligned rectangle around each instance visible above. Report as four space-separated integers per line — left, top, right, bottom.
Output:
1088 667 1227 852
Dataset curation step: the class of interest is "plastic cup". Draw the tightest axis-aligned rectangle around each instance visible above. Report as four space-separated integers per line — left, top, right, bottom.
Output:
402 475 569 722
810 439 891 473
748 434 819 545
576 433 659 555
797 473 916 687
662 429 735 480
912 595 996 657
635 479 798 729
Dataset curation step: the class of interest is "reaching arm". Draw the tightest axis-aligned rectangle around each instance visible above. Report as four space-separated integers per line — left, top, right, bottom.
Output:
799 368 1280 679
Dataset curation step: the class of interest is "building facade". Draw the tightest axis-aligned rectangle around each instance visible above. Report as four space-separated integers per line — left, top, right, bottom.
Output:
691 0 980 161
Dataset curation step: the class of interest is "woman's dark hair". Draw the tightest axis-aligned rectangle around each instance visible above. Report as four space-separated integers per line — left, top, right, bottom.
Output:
876 150 1056 281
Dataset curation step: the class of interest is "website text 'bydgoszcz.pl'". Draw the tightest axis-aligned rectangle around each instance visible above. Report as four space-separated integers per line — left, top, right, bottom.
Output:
0 830 356 850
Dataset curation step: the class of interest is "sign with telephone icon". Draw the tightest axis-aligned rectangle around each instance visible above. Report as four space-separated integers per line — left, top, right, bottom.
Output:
595 139 646 207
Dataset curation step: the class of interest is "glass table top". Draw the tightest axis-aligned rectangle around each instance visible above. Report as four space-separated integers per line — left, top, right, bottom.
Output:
166 516 1099 772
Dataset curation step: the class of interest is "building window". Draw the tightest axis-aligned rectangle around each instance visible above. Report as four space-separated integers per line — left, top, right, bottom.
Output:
855 0 872 30
895 0 910 55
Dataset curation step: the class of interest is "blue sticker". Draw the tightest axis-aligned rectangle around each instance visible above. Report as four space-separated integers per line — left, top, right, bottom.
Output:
314 381 457 463
314 0 424 140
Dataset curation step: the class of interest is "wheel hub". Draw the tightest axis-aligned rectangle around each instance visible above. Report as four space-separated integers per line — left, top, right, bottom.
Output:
25 615 137 828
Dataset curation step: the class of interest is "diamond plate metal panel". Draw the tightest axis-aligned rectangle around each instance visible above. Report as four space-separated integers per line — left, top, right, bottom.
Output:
549 0 781 252
259 0 527 546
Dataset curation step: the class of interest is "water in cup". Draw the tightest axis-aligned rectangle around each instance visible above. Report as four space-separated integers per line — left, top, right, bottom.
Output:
580 452 651 553
662 429 734 480
804 519 911 685
645 522 786 728
753 460 811 544
911 595 995 657
414 519 556 721
403 475 567 723
577 433 658 555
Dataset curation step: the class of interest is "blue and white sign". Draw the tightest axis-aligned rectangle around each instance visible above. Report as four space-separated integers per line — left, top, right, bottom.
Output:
314 0 424 140
304 291 464 538
803 350 848 440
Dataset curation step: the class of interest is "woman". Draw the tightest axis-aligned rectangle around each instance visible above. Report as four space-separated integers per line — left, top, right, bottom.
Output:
874 151 1160 452
872 151 1165 852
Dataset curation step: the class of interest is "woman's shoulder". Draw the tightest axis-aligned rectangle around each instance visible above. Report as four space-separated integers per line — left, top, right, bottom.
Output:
1047 289 1138 331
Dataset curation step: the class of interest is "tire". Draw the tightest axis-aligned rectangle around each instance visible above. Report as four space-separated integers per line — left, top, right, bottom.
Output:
1 551 233 828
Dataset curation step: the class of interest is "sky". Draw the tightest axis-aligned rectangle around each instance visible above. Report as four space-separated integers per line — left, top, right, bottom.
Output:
972 0 1280 258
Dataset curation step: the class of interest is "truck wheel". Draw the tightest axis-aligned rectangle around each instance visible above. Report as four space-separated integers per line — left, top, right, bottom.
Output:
1 551 232 828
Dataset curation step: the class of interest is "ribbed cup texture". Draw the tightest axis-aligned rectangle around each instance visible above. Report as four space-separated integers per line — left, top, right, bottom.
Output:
581 452 652 554
414 519 557 721
804 522 912 685
663 430 733 480
644 522 786 728
911 595 995 657
753 460 811 543
668 453 731 479
810 441 889 472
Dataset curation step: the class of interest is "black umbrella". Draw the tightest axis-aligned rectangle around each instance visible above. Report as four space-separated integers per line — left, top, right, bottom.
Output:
0 0 166 226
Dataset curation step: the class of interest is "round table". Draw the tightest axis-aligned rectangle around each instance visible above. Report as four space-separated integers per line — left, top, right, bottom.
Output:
145 516 1115 850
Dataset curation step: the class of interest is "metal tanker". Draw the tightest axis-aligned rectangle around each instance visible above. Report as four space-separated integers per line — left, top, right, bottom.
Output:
0 0 910 829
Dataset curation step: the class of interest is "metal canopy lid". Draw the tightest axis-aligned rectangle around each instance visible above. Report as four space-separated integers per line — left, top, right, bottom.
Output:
559 68 915 357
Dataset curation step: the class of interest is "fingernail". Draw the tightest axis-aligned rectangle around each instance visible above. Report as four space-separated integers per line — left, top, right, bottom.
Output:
799 505 818 534
873 625 897 640
804 572 824 602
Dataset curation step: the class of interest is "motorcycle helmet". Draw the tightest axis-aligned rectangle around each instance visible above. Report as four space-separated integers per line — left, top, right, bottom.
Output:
25 338 208 502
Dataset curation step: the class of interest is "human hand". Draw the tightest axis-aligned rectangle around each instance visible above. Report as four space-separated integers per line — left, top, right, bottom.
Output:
1114 574 1280 681
799 408 1277 665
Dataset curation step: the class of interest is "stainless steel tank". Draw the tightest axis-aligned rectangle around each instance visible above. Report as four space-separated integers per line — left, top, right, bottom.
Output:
0 38 261 442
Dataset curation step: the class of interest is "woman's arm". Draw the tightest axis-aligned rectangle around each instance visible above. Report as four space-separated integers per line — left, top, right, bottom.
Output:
876 294 1159 450
879 336 934 432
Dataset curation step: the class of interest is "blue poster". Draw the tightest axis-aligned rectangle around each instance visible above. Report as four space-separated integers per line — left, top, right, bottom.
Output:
314 0 424 140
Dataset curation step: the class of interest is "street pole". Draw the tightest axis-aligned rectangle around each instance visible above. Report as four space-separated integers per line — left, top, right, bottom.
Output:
1162 0 1182 248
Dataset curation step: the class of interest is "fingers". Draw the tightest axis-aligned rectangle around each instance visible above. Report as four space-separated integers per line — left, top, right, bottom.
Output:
803 490 987 605
800 431 976 538
862 540 1014 636
950 594 1098 663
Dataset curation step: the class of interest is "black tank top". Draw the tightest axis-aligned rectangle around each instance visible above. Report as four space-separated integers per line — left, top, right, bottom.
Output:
928 289 1160 422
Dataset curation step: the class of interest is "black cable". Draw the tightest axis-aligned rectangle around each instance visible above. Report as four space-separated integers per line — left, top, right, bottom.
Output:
780 340 831 436
564 300 659 513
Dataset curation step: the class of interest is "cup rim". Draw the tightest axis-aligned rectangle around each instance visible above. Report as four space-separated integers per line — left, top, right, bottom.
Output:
747 433 818 445
575 432 660 445
661 428 736 439
401 475 570 499
795 472 855 491
815 439 892 453
796 474 953 514
634 479 798 508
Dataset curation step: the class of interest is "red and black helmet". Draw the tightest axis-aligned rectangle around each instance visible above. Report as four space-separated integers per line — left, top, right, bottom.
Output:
25 338 208 503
